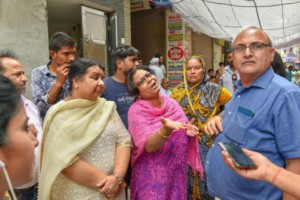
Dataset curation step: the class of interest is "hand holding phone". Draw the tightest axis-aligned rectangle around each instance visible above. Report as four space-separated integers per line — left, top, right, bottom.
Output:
218 142 257 169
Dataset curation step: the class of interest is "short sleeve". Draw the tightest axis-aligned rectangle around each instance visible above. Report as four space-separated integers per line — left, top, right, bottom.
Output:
273 91 300 159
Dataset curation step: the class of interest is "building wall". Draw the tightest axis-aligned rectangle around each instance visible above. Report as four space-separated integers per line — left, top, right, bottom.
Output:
96 0 130 46
124 0 132 45
131 7 166 65
0 0 49 99
213 39 224 71
131 7 217 74
192 32 214 70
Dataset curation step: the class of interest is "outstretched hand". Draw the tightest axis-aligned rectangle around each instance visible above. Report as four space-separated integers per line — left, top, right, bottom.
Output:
160 117 199 137
186 118 199 137
160 117 187 131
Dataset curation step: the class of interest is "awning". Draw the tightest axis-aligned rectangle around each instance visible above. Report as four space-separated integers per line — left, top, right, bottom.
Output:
170 0 300 49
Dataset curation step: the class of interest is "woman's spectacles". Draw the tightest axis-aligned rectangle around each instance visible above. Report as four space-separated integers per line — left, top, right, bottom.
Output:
232 43 271 54
136 72 153 87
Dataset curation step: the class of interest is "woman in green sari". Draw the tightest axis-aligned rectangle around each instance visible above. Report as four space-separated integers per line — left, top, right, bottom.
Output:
170 55 231 200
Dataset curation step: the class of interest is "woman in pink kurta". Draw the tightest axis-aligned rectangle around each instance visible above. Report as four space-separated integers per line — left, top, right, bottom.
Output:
126 66 203 200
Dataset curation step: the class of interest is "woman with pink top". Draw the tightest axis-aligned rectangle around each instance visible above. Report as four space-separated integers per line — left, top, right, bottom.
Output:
126 66 203 200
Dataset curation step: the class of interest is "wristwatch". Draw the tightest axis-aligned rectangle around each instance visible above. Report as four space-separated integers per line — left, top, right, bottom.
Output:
112 174 122 185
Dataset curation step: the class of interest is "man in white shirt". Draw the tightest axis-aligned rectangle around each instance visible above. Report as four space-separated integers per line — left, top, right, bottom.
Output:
149 57 164 85
160 77 171 96
0 49 42 200
219 49 240 94
155 53 166 77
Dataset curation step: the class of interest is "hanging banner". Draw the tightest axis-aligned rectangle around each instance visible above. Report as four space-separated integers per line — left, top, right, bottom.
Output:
130 0 151 12
166 10 192 87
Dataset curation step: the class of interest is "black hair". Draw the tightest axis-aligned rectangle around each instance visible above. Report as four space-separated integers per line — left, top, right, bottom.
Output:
154 53 164 65
271 51 286 78
49 32 77 52
226 49 233 56
68 58 102 92
0 74 21 145
126 66 155 96
111 45 140 72
0 49 19 73
98 63 105 74
219 62 224 66
208 69 214 73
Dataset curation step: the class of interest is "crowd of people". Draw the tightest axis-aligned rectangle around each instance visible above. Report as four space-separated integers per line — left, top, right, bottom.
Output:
1 25 300 200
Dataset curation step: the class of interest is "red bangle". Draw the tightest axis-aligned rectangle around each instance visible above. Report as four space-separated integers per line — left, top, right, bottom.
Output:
271 167 282 185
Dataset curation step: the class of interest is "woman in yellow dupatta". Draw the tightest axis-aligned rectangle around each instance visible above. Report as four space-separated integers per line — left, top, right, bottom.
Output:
170 55 231 200
38 58 132 200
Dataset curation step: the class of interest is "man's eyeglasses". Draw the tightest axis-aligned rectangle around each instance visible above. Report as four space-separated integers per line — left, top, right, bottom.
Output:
232 43 272 54
136 72 153 87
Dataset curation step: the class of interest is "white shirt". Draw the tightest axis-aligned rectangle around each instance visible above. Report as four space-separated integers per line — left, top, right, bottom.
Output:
158 64 166 75
160 88 171 96
149 65 164 85
15 96 43 188
219 65 240 95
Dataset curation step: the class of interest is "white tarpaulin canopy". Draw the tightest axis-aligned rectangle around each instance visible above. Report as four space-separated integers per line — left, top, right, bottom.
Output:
170 0 300 49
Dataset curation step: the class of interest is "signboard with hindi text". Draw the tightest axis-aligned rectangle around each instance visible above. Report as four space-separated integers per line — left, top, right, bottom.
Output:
166 10 192 88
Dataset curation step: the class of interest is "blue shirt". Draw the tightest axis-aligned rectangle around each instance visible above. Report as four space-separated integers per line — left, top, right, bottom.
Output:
31 63 69 120
206 67 300 200
101 77 135 129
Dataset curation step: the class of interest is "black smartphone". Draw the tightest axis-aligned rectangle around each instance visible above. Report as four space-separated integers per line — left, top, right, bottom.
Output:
218 142 257 169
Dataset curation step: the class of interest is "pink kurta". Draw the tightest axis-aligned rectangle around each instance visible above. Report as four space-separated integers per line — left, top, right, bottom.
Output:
128 95 202 200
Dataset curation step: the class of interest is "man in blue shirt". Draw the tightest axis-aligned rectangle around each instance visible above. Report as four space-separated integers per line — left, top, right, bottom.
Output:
31 32 76 120
204 26 300 200
101 45 140 129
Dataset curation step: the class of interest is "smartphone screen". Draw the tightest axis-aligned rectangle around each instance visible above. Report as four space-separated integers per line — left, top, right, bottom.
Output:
218 142 257 169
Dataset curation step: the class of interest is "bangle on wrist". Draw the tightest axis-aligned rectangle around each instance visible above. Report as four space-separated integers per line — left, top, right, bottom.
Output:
54 81 63 88
158 129 169 139
271 167 282 185
112 174 123 185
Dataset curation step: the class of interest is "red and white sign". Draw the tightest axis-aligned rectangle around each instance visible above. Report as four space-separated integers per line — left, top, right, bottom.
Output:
168 47 183 61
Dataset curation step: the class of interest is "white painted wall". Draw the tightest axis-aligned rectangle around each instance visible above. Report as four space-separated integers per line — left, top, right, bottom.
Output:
0 0 49 99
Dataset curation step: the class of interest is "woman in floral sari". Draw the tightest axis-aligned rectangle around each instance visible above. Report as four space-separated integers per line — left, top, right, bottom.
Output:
126 66 203 200
170 55 231 200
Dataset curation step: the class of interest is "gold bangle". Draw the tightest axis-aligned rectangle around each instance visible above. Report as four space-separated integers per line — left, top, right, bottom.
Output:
158 129 169 139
